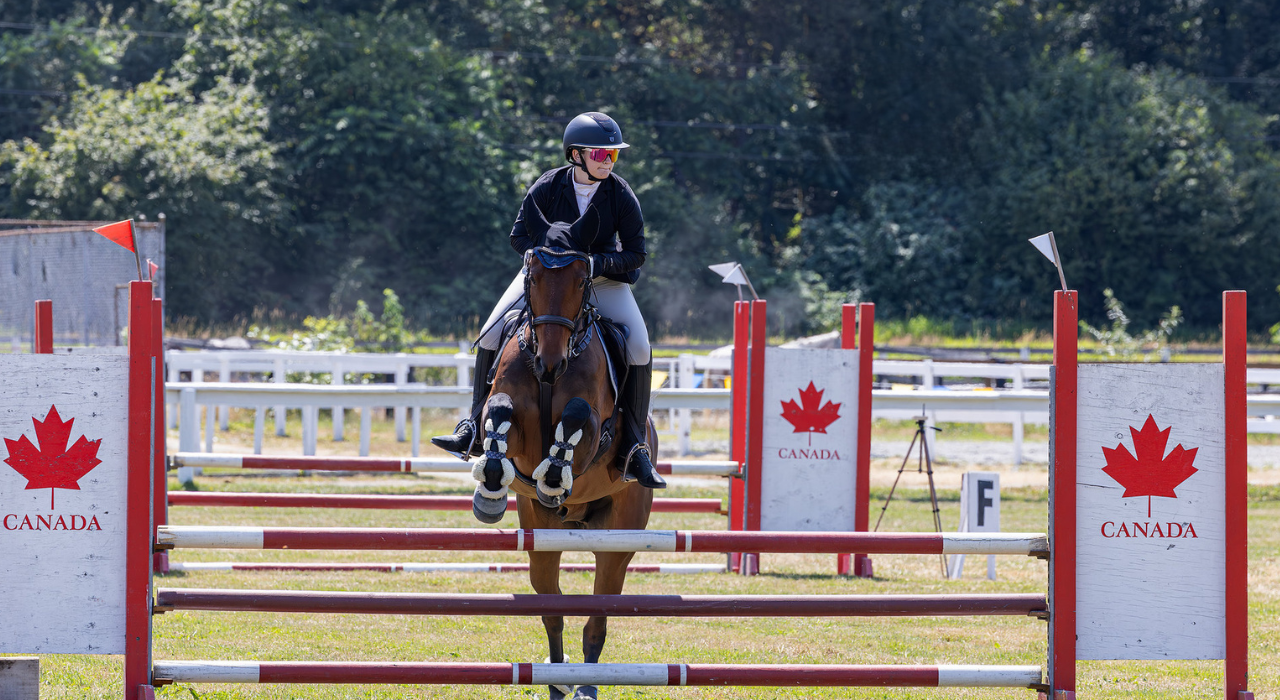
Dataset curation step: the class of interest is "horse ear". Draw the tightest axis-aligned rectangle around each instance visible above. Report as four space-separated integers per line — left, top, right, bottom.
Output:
570 204 600 248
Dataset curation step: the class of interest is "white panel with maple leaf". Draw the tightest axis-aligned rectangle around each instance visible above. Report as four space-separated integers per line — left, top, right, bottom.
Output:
1074 363 1225 660
760 348 859 531
0 355 129 654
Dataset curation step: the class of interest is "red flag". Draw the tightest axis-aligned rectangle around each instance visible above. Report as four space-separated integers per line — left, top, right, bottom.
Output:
147 259 159 279
91 220 135 252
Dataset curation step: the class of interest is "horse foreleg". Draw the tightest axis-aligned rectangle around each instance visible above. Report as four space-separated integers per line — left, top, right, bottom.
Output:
527 550 573 699
471 393 516 523
532 397 591 508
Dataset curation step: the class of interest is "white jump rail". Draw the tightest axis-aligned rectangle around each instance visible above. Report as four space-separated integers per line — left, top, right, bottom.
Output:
155 526 1050 556
169 452 740 476
166 562 728 574
150 660 1044 688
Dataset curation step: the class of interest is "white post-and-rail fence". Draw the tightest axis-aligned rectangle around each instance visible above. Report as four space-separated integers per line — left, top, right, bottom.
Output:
164 375 1280 466
166 348 1280 465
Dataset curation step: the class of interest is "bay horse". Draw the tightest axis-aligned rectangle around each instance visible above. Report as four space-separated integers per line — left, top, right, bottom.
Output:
469 234 656 700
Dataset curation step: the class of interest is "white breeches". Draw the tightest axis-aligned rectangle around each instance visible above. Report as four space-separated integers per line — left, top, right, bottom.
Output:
478 271 651 365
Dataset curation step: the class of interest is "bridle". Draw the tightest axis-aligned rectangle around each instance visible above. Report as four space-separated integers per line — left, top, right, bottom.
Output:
518 247 597 360
514 246 600 504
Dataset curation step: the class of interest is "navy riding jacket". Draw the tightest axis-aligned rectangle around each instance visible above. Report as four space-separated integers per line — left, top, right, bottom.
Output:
509 165 646 284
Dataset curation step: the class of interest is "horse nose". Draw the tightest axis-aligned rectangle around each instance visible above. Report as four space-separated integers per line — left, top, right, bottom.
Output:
533 357 546 377
553 358 568 381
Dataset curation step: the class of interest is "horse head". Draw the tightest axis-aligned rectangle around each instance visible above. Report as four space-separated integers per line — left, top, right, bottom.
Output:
523 205 599 385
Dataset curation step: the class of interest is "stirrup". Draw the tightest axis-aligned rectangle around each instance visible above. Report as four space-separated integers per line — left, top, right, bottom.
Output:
432 418 478 461
622 443 666 488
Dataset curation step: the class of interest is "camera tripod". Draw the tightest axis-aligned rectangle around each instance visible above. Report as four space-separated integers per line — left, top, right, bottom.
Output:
873 410 946 576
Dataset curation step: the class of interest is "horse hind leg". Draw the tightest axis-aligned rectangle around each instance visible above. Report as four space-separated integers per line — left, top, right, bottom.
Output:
532 397 591 509
471 393 516 523
527 551 574 700
570 551 634 700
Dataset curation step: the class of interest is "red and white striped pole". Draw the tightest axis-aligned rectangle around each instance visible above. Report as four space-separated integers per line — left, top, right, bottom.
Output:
151 661 1043 688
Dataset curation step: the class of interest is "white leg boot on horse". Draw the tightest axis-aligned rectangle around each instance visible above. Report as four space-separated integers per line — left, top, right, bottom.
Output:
531 398 590 508
431 347 498 459
470 393 516 523
620 360 665 489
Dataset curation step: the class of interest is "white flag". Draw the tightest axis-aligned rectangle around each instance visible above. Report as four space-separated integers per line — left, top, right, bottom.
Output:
1028 231 1068 291
708 262 740 279
1028 233 1056 263
708 261 757 300
720 266 749 286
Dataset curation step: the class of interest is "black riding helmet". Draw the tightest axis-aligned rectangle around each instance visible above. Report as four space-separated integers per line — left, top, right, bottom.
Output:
563 112 630 182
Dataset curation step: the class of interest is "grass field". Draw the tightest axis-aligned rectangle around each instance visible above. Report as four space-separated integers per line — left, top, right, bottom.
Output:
13 414 1280 698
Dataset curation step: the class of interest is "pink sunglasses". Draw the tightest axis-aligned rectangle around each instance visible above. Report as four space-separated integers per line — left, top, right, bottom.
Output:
586 148 619 163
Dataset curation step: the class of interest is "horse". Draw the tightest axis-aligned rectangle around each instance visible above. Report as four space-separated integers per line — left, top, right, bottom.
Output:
469 231 657 700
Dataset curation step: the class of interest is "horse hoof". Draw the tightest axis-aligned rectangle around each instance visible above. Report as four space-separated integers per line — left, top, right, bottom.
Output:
536 488 568 509
471 489 507 524
570 685 598 699
548 686 569 700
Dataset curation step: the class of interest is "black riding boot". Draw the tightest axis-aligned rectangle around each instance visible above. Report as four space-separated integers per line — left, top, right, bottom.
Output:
430 347 498 459
620 360 666 489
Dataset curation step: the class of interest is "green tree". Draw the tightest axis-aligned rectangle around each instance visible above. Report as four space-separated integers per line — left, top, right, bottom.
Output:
964 51 1280 328
0 73 285 319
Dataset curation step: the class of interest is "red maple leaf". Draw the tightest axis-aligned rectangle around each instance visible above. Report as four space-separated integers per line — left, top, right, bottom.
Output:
1101 414 1198 518
3 405 103 509
780 381 842 445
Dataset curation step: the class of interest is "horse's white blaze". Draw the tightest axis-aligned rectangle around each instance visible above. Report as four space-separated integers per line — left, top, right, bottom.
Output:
936 665 1042 687
153 661 262 684
531 663 671 686
533 530 677 552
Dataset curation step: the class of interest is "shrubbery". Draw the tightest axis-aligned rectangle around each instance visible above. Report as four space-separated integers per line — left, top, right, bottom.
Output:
3 1 1279 338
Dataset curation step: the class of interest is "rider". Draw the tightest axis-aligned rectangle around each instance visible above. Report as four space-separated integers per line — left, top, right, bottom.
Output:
431 111 666 490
